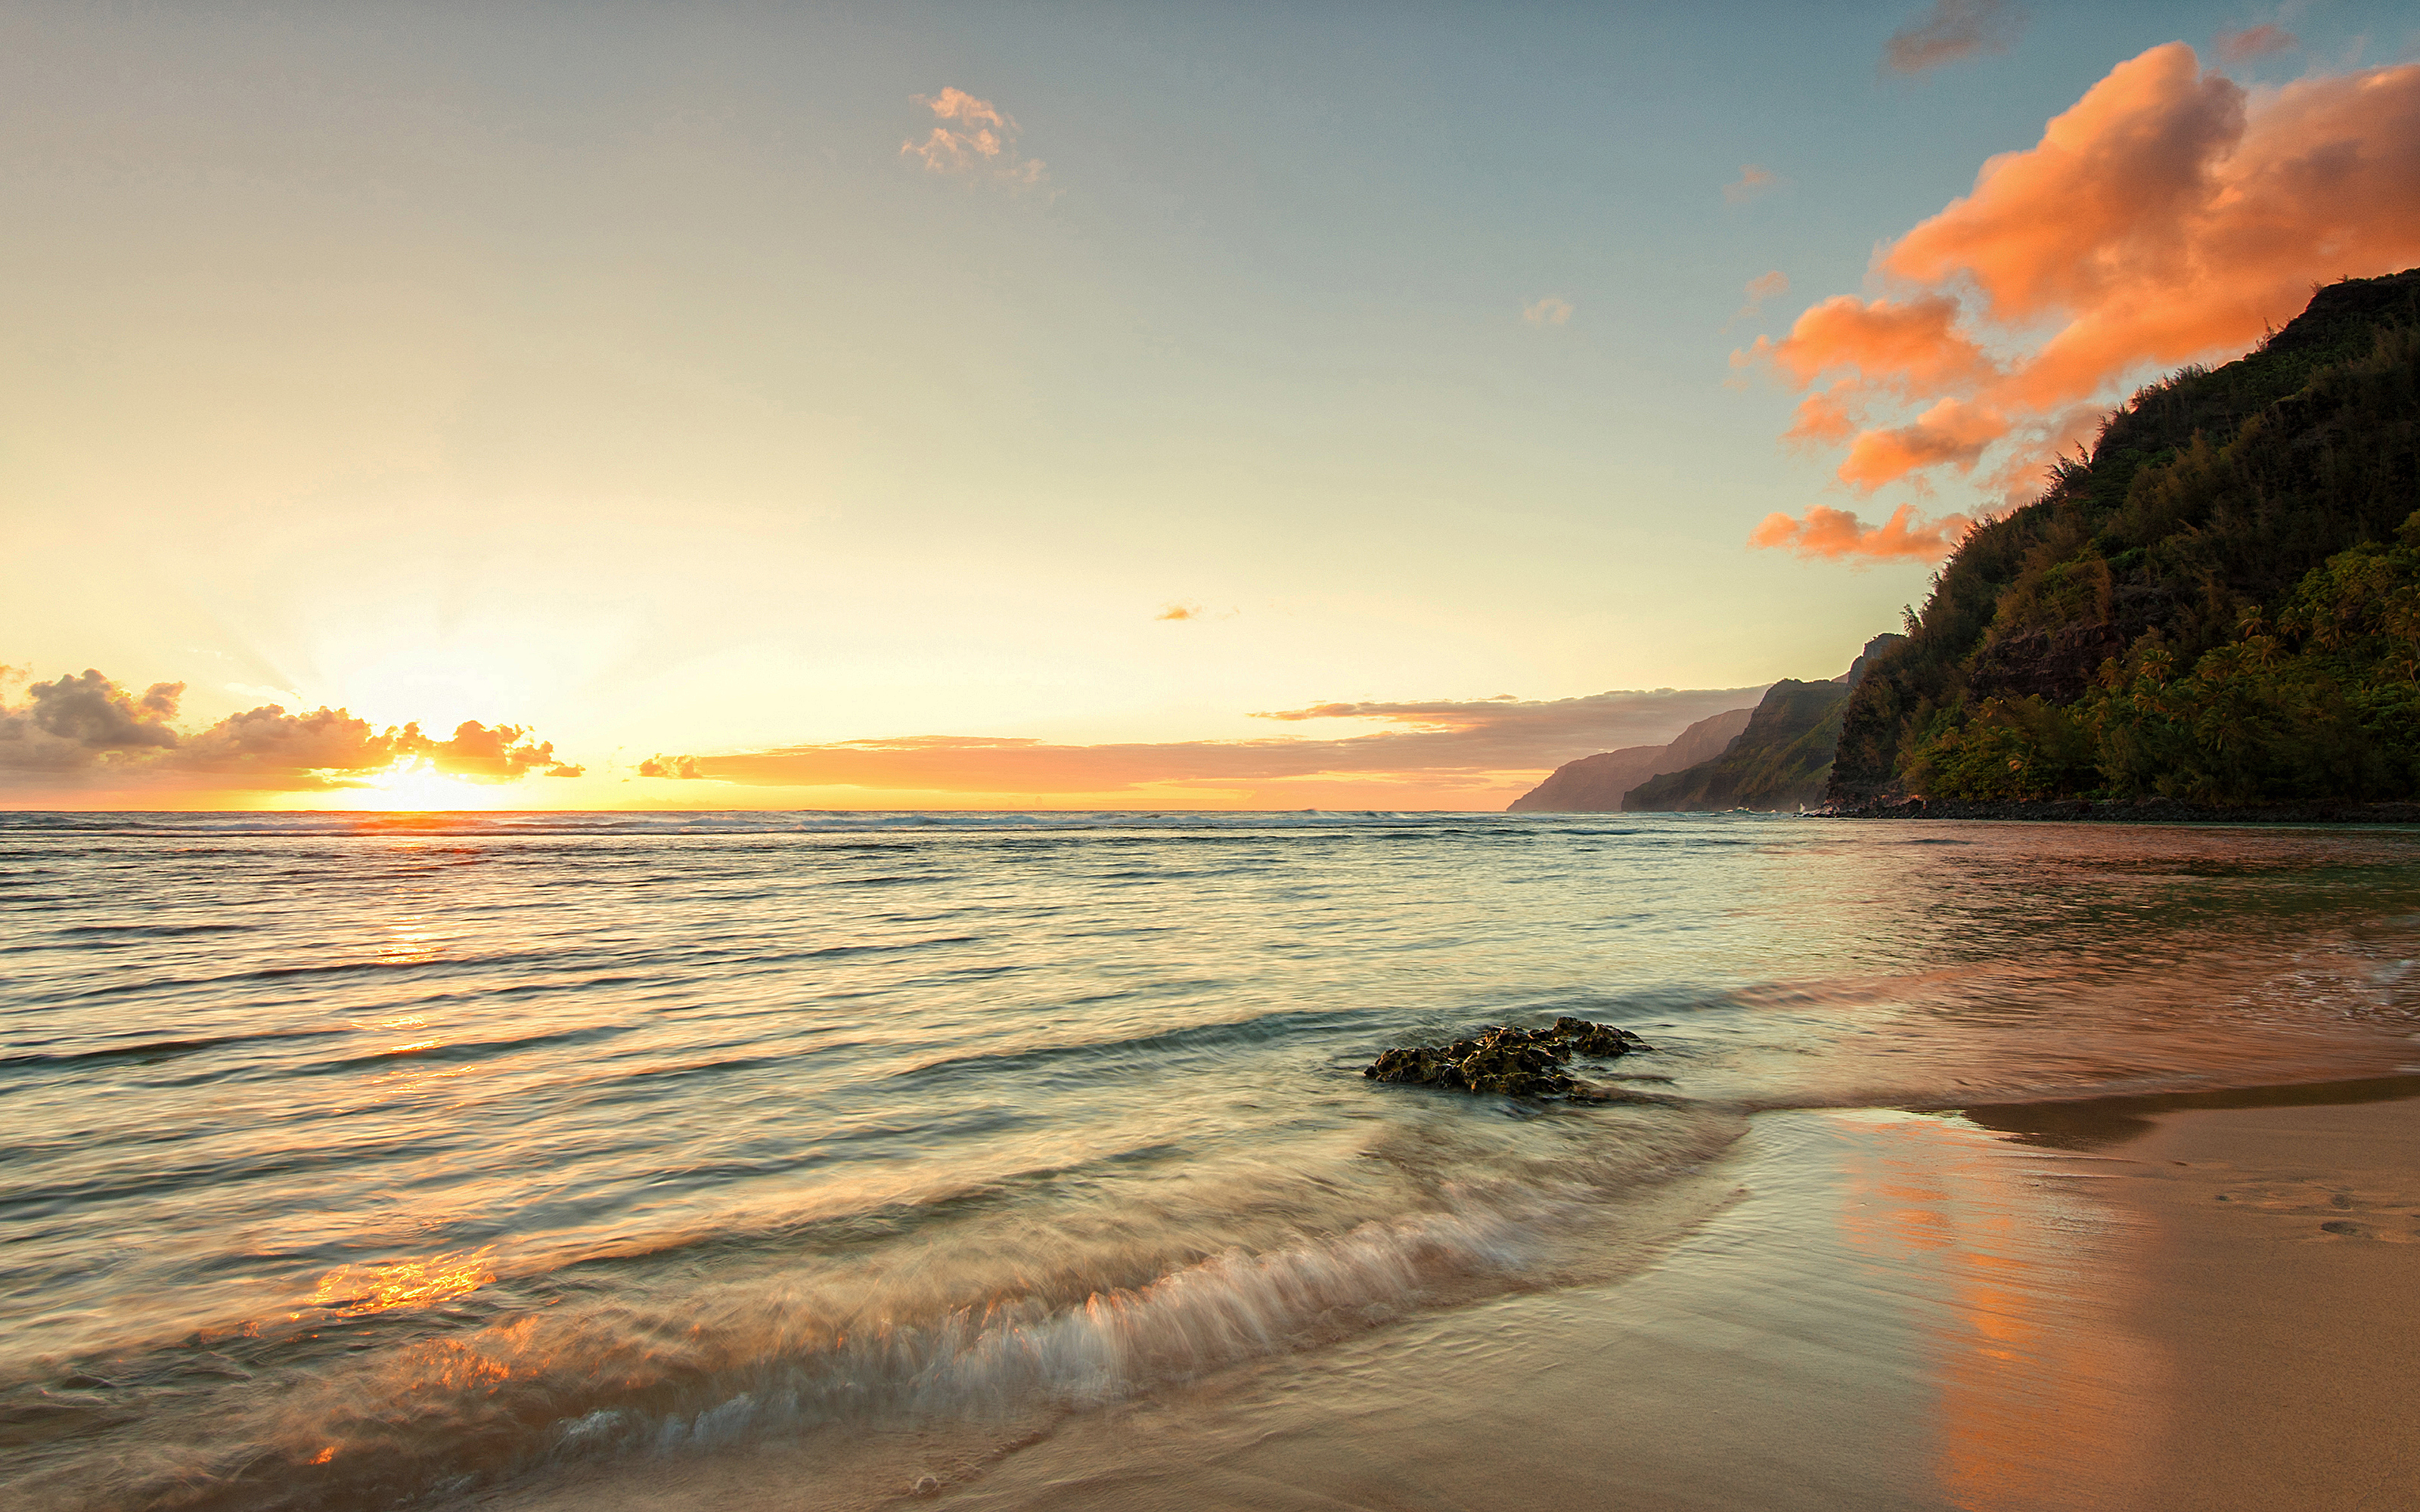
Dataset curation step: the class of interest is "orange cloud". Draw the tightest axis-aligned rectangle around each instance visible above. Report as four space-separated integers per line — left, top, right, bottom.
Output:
1746 42 2420 544
1723 165 1777 204
1156 603 1203 621
1976 399 2109 510
1749 503 1971 562
1753 292 1997 394
413 721 582 781
630 686 1774 807
1884 0 2024 76
1785 384 1864 445
1886 43 2420 409
902 88 1046 187
2215 24 2294 65
0 667 581 795
1522 296 1575 327
1735 270 1790 323
1836 398 2009 489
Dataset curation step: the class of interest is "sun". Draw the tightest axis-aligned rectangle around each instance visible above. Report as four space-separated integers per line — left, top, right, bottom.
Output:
299 758 513 812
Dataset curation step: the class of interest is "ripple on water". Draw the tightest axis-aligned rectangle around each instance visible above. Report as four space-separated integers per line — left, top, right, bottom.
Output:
4 813 2419 1508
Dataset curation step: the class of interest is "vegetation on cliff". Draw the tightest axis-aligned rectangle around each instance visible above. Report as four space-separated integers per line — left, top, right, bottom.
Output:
1623 679 1851 811
1507 705 1754 812
1832 269 2420 807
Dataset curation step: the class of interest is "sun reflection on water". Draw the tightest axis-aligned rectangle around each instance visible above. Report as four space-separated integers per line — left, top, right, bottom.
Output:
377 921 442 967
306 1246 498 1318
1829 1110 2158 1510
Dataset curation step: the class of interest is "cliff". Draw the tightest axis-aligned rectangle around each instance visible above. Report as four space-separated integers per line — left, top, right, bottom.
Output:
1663 704 1760 771
1621 679 1851 812
1506 706 1754 812
1832 268 2420 807
1607 634 1906 813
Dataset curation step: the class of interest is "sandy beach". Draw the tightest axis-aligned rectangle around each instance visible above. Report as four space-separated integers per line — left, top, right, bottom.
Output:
2072 1082 2420 1509
923 1080 2420 1512
464 1074 2420 1512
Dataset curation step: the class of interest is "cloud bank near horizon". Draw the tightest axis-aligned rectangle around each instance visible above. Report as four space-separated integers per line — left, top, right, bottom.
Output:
0 666 1789 808
631 686 1773 806
1747 42 2420 562
0 667 582 794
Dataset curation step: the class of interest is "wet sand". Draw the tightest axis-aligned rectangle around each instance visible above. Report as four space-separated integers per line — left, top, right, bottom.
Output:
930 1081 2420 1511
474 1078 2420 1512
2072 1081 2420 1509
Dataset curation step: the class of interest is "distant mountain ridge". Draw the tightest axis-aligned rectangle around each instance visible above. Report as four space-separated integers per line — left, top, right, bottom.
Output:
1621 680 1849 813
1506 706 1757 812
1618 634 1905 813
1509 632 1909 814
1831 268 2420 807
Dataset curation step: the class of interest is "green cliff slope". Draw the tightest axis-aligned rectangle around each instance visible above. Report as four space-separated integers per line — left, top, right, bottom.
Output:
1623 680 1851 812
1832 268 2420 807
1507 705 1756 812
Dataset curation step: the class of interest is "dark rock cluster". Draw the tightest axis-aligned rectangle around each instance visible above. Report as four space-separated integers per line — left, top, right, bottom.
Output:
1363 1017 1649 1098
1809 795 2420 825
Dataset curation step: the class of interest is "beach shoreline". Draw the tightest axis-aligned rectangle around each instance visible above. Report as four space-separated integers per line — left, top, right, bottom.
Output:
462 1074 2420 1511
962 1076 2420 1510
21 815 2418 1512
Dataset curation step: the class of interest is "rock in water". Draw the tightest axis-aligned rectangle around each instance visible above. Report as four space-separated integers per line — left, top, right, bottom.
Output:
1364 1045 1469 1091
1550 1015 1639 1056
1362 1018 1649 1098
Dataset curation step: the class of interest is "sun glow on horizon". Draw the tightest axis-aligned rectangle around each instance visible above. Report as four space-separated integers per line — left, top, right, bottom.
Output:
284 758 517 813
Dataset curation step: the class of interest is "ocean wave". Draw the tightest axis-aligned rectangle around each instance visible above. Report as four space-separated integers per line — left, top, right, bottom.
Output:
0 1027 352 1074
894 1006 1382 1085
16 809 2420 1512
50 922 259 939
0 810 1737 842
2 1104 1745 1512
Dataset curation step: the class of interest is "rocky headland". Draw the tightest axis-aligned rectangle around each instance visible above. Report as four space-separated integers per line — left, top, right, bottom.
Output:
1508 636 1908 815
1813 796 2420 824
1506 707 1754 813
1619 677 1851 813
1829 268 2420 815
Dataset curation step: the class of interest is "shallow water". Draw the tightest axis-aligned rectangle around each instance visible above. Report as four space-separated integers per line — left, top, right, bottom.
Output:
5 811 2418 1509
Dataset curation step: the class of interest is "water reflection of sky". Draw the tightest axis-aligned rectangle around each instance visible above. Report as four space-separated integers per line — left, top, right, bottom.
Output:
5 813 2418 1507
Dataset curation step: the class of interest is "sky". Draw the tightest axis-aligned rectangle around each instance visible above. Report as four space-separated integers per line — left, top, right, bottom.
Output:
5 0 2417 810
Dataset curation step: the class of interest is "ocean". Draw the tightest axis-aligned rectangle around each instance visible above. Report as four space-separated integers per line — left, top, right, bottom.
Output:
5 811 2419 1510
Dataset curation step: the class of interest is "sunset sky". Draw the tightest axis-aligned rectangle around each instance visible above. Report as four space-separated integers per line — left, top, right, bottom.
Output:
6 1 2418 809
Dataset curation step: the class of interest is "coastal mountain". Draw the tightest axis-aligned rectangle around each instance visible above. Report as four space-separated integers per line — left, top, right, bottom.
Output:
1621 681 1847 812
1832 268 2420 807
1618 634 1903 813
1517 634 1908 815
1836 634 1906 690
1506 705 1754 812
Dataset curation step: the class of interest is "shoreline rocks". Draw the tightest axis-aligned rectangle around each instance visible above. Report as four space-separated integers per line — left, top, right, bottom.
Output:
1364 1017 1649 1098
1807 796 2420 825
